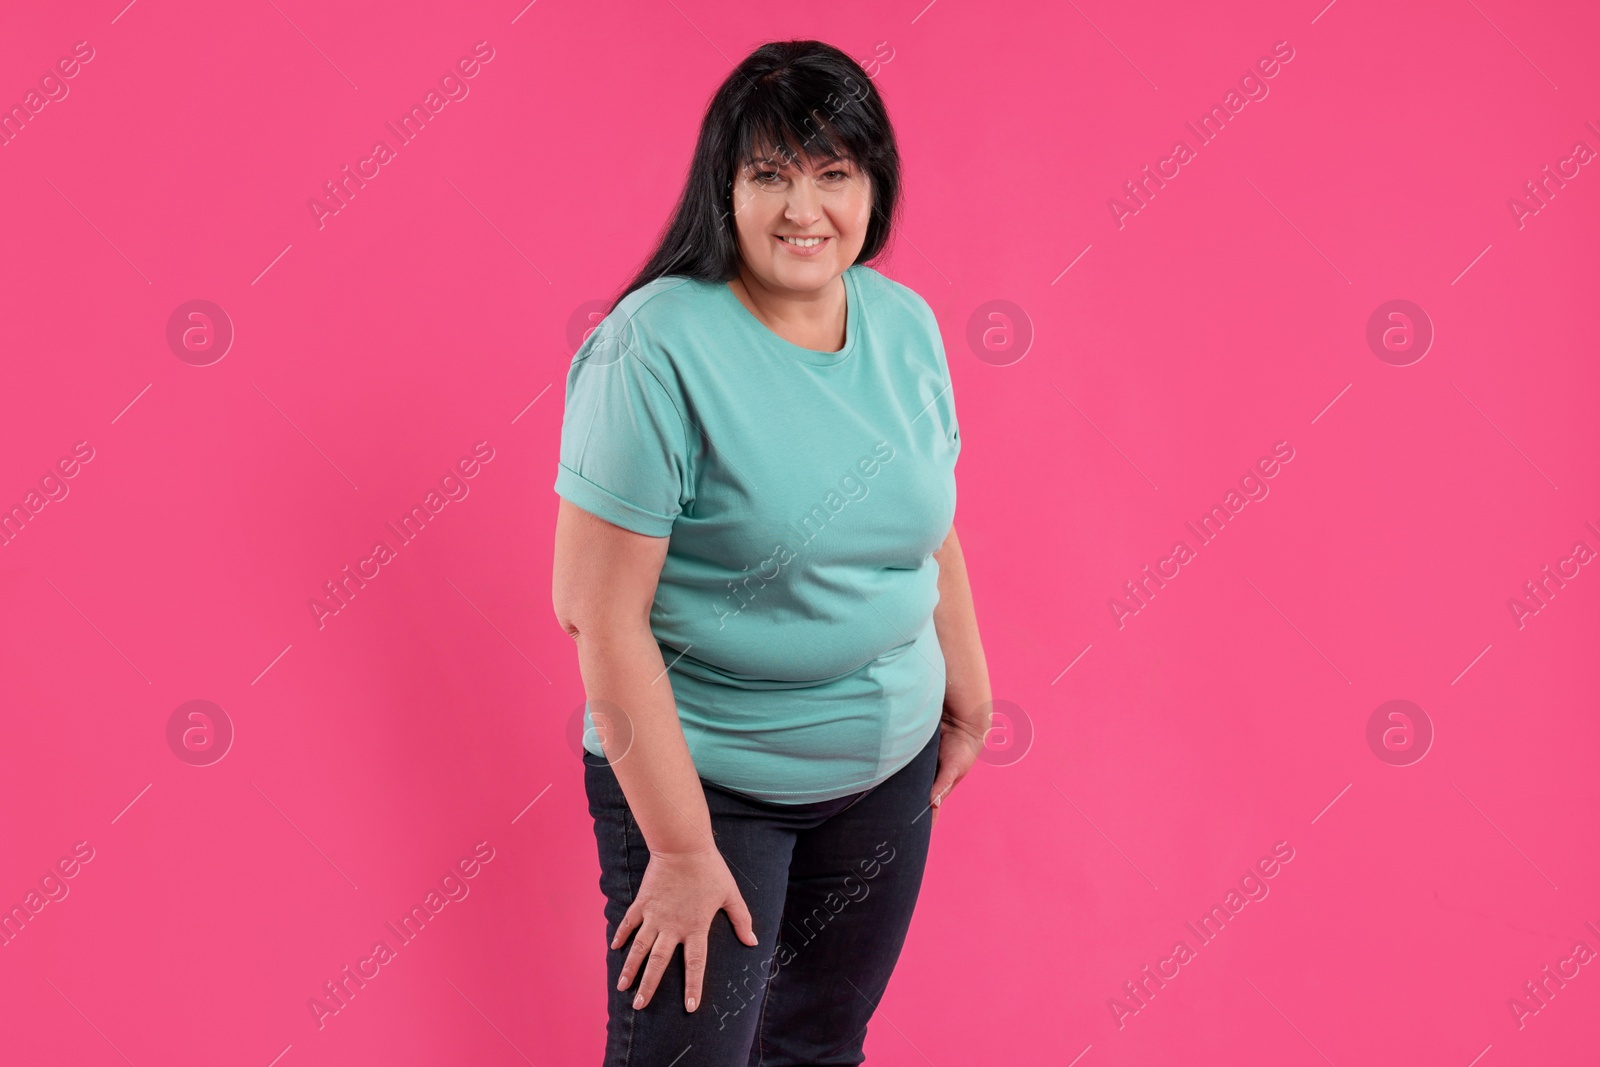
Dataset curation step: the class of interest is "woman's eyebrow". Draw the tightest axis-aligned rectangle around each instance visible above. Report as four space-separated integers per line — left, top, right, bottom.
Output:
744 152 851 171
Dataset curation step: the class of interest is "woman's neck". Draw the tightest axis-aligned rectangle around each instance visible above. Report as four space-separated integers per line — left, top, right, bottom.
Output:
730 271 848 353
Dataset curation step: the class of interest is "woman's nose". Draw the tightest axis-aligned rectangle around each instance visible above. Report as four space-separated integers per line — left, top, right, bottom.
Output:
785 180 824 221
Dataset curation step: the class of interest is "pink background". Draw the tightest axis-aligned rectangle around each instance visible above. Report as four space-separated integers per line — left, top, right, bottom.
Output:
2 0 1597 1063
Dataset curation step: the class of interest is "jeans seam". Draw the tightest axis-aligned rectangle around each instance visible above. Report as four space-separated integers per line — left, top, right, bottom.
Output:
620 804 638 1067
752 936 777 1067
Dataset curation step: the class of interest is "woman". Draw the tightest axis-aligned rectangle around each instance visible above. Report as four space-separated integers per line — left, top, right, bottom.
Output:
551 39 992 1066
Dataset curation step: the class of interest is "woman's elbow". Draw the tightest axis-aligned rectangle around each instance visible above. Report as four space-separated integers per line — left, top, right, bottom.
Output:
552 590 653 642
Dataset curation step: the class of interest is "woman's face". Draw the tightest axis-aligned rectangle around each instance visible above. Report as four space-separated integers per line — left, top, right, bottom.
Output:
729 145 872 294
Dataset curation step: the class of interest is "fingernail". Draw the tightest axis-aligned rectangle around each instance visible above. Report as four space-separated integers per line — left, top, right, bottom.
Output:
687 997 697 1012
633 993 644 1010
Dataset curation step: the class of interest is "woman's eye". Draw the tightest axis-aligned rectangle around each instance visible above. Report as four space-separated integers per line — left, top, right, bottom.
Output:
750 167 848 185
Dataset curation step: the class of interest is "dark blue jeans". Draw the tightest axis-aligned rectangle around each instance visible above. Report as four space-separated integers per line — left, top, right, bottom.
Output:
582 724 941 1066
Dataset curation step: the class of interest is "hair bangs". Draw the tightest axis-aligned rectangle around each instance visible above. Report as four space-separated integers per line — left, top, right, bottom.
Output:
734 97 864 175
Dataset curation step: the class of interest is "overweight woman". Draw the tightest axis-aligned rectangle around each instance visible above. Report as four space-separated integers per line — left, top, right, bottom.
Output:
551 39 992 1066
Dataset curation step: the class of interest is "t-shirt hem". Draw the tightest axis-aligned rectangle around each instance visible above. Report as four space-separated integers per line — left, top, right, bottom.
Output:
554 464 675 537
699 720 942 805
705 776 887 805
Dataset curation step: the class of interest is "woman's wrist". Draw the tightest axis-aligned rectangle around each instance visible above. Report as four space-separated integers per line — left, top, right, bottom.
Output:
943 686 993 730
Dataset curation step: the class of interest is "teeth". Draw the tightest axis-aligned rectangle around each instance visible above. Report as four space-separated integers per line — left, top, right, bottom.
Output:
781 236 825 247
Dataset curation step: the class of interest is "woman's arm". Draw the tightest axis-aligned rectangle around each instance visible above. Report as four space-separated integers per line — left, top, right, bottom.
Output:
551 498 758 1011
552 499 713 853
928 522 993 820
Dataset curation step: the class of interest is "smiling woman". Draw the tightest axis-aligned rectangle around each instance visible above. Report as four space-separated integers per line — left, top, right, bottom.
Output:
724 145 871 351
550 38 991 1067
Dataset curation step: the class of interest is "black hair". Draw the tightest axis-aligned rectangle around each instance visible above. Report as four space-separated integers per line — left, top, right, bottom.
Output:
608 39 901 312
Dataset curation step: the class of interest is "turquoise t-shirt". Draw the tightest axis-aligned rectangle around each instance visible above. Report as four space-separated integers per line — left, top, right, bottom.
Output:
554 263 961 803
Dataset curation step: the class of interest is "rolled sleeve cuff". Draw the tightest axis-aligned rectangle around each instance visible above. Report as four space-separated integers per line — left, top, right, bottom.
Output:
554 464 676 537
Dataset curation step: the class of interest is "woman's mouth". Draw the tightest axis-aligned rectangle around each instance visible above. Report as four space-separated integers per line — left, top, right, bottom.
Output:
776 235 831 255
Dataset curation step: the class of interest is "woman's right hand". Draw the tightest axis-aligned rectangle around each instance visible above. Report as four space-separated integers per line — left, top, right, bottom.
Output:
612 843 760 1013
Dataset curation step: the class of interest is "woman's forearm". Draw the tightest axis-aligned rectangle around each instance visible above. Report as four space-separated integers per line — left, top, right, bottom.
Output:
932 524 992 734
574 622 715 855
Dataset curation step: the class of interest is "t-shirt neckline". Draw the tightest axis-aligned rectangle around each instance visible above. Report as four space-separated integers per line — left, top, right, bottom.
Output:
718 266 860 367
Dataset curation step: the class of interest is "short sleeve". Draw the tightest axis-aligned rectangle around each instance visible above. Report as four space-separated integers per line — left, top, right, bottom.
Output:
554 316 691 537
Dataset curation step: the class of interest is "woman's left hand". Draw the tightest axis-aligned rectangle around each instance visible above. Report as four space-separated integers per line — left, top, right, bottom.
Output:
929 706 988 827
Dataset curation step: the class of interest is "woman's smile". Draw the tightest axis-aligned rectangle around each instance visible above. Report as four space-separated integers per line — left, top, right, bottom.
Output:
776 234 832 255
